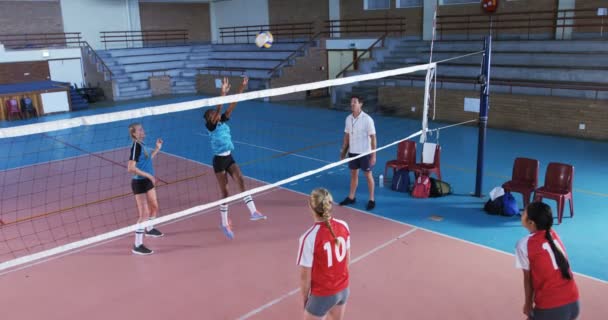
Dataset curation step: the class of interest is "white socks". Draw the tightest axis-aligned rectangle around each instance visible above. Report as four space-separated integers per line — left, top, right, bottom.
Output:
243 195 257 214
220 204 229 226
146 217 154 231
135 226 144 247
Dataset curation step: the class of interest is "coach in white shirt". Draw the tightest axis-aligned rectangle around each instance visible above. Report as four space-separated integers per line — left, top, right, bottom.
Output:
339 95 377 210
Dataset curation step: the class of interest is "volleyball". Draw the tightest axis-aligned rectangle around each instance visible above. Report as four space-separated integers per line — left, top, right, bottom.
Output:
255 31 273 48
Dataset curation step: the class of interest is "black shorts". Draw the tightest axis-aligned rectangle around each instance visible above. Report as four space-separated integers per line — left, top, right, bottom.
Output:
348 153 372 172
131 178 154 195
213 154 236 173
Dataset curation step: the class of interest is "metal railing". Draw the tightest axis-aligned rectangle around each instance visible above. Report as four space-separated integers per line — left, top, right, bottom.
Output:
100 29 188 49
267 32 324 77
387 75 608 100
219 22 314 44
325 17 406 37
437 8 608 41
0 32 82 49
335 33 387 78
197 67 248 76
81 41 114 80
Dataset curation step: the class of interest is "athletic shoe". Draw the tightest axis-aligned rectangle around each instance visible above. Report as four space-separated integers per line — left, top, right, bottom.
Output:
339 197 356 206
250 211 267 221
220 223 234 240
145 228 164 237
366 200 376 210
132 245 153 255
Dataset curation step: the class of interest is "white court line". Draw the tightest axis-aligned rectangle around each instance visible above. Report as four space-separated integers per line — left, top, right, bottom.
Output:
175 142 608 285
0 152 283 277
196 131 333 164
235 228 419 320
0 145 127 173
2 148 606 289
295 189 608 285
0 185 284 277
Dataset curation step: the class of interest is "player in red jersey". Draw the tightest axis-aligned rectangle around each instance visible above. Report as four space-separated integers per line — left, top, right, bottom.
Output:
515 202 580 320
297 188 350 320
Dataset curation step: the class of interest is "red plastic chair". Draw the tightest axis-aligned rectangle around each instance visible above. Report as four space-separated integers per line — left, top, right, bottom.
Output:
411 143 442 180
534 162 574 224
384 140 416 181
502 158 539 208
5 99 22 120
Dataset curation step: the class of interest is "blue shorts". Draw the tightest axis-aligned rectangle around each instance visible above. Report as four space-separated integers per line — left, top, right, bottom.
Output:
348 153 372 172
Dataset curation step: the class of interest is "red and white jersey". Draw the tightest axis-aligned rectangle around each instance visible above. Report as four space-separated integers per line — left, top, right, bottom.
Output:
297 218 351 296
515 230 579 309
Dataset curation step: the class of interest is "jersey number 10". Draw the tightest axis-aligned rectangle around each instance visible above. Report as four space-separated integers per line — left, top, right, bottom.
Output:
323 237 347 267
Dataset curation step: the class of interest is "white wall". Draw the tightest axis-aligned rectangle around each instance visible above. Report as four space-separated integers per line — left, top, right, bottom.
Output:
326 39 377 50
0 46 81 63
557 0 576 40
60 0 140 50
329 0 340 37
0 45 85 86
210 0 269 43
40 91 70 114
49 59 84 87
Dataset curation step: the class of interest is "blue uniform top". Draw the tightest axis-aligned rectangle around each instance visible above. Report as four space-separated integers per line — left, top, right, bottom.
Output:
206 113 234 155
129 141 154 180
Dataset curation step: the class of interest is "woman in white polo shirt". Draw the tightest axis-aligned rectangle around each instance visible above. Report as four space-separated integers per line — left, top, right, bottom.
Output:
339 95 377 210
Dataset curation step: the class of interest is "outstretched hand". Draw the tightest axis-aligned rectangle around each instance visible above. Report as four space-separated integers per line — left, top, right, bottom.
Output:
156 138 163 150
221 77 231 95
238 76 249 93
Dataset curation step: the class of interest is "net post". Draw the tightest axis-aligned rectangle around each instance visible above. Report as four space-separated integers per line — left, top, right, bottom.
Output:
474 35 491 197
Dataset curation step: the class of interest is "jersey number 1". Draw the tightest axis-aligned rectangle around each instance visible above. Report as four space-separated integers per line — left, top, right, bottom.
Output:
323 237 347 267
541 242 560 270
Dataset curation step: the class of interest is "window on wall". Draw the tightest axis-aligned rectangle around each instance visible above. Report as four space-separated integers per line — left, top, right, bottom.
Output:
397 0 422 8
364 0 391 10
440 0 479 5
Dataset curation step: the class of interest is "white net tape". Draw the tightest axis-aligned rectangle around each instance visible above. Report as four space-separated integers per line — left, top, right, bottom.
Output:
0 62 438 272
0 62 435 139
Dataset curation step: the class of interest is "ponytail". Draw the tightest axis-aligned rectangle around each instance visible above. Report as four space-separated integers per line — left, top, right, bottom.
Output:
544 229 572 280
309 188 338 245
323 212 338 246
526 202 572 280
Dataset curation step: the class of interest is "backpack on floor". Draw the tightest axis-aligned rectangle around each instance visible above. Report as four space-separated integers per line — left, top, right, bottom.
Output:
429 178 452 197
501 192 519 216
484 195 504 215
411 174 431 198
391 169 410 193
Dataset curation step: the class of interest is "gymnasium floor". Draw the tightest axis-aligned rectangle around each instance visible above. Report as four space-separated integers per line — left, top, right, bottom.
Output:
0 94 606 319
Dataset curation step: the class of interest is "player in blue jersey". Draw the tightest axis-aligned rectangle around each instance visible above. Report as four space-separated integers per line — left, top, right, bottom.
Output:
128 123 163 255
204 77 266 239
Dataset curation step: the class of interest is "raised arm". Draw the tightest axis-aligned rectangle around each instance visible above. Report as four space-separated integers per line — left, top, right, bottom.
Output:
212 77 231 123
151 138 163 158
224 76 248 119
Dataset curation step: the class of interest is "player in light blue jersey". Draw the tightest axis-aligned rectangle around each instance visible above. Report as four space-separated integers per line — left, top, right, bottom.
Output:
204 77 266 239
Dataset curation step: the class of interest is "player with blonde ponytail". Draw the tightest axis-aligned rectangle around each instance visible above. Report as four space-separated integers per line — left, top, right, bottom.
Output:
297 188 351 320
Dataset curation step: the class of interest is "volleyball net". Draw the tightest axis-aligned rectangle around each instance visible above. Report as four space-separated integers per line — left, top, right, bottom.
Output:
0 57 483 271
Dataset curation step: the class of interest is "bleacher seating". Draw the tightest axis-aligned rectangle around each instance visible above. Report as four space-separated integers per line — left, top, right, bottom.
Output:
97 42 308 101
335 39 608 110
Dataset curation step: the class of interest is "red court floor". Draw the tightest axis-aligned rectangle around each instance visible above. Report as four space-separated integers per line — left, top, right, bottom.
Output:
1 187 606 320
